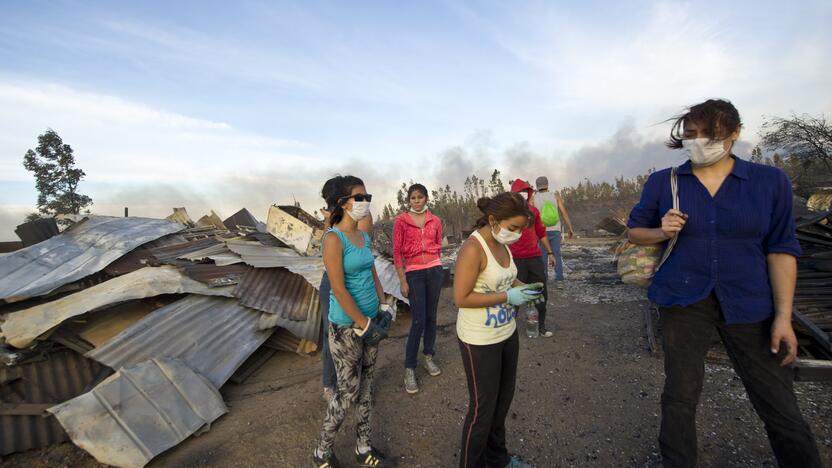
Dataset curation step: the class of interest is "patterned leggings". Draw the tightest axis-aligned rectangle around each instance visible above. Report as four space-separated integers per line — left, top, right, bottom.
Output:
316 322 379 454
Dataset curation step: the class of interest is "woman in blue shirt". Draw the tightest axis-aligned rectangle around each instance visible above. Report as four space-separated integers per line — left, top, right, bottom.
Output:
313 175 394 468
628 99 821 468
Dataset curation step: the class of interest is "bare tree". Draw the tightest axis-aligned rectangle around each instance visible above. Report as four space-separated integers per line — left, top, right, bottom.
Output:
759 113 832 172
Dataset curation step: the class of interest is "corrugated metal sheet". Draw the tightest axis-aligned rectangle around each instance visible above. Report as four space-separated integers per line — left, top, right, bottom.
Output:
256 293 320 343
263 327 317 354
0 216 184 303
225 241 406 303
0 349 110 455
14 218 60 247
225 240 325 289
49 358 227 468
223 208 262 230
178 242 243 265
233 268 316 320
149 237 220 263
86 296 273 388
375 256 408 304
166 261 251 288
1 266 235 349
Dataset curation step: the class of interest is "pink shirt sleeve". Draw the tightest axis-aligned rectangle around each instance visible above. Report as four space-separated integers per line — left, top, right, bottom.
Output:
392 216 406 268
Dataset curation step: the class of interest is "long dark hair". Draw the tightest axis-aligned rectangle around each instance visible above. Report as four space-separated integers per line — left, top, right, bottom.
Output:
473 192 531 229
666 99 742 149
321 175 365 226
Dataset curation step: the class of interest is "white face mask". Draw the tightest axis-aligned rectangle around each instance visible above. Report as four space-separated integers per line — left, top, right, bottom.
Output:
492 223 522 245
410 206 428 214
683 137 729 167
347 201 371 221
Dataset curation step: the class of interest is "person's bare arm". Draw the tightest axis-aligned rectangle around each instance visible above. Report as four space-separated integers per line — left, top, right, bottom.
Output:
453 239 511 308
371 265 385 305
540 236 555 266
767 253 798 366
629 209 687 245
556 195 575 237
324 235 369 328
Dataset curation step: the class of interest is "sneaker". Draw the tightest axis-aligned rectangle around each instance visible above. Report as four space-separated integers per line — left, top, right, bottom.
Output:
424 355 442 376
322 387 336 403
505 455 533 468
539 329 553 338
404 368 419 394
312 449 341 468
356 446 396 467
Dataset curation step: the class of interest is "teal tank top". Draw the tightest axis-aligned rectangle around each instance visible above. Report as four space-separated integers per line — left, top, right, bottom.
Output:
327 228 379 326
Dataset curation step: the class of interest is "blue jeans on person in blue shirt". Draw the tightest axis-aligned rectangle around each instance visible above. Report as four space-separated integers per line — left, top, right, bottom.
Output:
405 266 443 369
319 272 337 389
540 230 564 281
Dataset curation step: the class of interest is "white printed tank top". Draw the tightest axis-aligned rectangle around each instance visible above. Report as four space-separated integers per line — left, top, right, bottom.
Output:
456 230 518 345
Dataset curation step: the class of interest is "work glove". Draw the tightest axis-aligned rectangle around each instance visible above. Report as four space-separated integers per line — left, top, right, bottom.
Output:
354 317 389 346
506 283 545 306
377 304 394 330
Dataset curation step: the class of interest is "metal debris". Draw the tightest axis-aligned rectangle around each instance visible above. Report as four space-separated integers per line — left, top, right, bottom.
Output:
0 216 183 303
86 296 273 388
1 349 110 455
48 358 227 468
1 265 235 349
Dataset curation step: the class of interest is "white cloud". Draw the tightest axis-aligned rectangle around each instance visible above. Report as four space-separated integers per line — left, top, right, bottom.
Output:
0 79 315 184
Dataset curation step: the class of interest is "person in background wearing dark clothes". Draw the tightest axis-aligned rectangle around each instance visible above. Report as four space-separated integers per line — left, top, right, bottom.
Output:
627 99 822 468
454 192 543 468
319 196 374 403
393 183 444 394
509 179 556 337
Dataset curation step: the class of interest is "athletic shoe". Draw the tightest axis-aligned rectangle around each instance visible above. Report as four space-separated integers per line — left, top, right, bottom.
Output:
404 368 419 394
424 355 442 376
505 455 533 468
312 450 341 468
356 446 397 467
539 329 553 338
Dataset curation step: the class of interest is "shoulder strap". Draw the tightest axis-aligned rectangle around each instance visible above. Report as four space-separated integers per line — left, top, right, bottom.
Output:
657 167 679 270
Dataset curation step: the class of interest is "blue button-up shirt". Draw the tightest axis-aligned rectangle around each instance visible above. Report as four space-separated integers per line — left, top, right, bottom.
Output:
627 156 801 324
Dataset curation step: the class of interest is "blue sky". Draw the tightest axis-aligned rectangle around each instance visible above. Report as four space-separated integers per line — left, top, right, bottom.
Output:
1 0 830 239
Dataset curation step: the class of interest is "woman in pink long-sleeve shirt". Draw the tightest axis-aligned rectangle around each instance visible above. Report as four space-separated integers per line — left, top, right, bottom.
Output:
393 183 444 394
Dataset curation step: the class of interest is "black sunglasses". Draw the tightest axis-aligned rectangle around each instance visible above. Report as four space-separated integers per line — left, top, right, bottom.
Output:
340 193 373 203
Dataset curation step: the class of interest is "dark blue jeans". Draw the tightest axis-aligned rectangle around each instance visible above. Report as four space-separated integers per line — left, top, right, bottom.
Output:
404 266 444 369
539 230 563 281
320 272 337 389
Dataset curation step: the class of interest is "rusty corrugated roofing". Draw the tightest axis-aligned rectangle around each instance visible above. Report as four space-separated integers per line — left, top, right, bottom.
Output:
86 296 273 388
233 268 315 320
0 349 110 455
166 261 252 288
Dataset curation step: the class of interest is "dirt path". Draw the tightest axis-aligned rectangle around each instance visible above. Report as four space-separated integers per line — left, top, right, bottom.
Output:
5 241 831 467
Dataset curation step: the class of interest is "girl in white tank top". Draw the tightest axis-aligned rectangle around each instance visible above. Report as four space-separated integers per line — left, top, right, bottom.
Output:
456 231 518 345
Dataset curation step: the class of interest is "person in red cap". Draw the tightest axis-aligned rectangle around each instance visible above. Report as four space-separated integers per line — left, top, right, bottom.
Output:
509 179 556 337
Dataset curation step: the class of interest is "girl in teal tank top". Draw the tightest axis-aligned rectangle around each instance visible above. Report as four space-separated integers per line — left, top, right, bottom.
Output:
314 175 394 468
